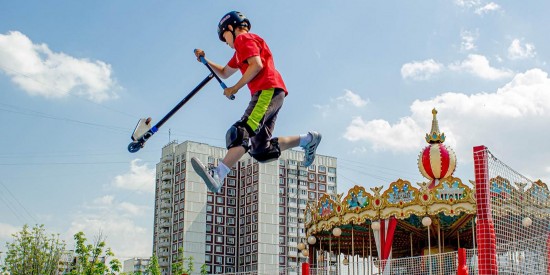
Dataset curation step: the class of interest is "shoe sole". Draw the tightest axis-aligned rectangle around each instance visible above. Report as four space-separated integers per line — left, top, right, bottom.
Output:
191 157 219 193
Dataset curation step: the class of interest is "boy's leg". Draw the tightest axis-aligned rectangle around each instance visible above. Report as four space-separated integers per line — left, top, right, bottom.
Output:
191 146 246 194
277 132 322 167
190 157 223 193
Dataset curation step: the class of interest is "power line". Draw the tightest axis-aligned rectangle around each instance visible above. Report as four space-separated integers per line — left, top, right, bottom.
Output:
0 180 38 224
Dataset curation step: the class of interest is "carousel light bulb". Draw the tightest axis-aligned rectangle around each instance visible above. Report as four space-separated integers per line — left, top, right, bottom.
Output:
332 227 342 237
371 221 380 231
308 236 317 245
522 217 532 227
422 216 432 227
297 243 306 251
301 249 309 257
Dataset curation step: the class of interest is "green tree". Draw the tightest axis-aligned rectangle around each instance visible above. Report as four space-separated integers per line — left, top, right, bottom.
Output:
147 255 161 275
200 263 208 275
172 247 194 275
68 231 121 275
1 224 66 275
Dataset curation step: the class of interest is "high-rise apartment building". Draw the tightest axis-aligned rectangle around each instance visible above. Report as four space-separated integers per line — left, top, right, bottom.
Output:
123 257 150 274
152 140 337 274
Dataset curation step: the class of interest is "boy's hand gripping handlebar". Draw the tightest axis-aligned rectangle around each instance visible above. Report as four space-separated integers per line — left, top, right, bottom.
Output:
198 54 235 100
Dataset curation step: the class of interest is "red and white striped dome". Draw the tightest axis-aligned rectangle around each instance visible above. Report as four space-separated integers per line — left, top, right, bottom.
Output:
418 143 457 180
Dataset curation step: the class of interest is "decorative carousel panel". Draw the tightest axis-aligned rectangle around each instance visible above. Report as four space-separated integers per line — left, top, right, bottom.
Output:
416 181 434 206
342 185 374 213
382 179 420 208
432 176 474 205
427 202 476 217
490 176 514 203
305 202 317 227
490 176 523 216
317 193 338 221
527 180 549 208
380 204 425 220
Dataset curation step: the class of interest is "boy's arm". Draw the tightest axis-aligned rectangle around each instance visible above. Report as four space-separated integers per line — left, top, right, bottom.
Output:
194 49 237 79
225 55 263 97
204 58 238 79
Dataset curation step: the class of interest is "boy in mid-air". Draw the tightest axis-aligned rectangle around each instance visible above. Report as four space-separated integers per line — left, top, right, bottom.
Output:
191 11 321 193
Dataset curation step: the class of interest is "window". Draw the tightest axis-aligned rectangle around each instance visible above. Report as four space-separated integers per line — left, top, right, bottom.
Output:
319 184 326 191
328 167 336 173
216 236 224 244
309 182 316 189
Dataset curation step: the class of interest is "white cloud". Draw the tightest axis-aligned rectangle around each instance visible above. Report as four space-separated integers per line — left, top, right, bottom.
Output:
344 116 424 152
460 30 478 52
338 90 368 107
314 89 368 117
344 68 550 175
454 0 481 8
401 59 444 80
508 39 536 60
112 159 155 193
449 54 514 80
475 2 501 14
0 31 118 102
67 195 152 259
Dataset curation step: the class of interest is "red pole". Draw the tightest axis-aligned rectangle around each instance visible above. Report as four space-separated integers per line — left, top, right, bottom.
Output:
473 145 497 274
302 262 310 275
457 248 469 275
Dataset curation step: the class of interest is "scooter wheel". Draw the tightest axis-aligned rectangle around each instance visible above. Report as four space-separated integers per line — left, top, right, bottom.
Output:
128 142 142 153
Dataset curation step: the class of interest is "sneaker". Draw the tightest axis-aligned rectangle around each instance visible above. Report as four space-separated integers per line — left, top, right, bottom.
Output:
302 131 322 167
191 157 223 193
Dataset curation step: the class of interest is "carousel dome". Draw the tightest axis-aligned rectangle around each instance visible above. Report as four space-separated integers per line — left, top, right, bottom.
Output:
417 109 456 187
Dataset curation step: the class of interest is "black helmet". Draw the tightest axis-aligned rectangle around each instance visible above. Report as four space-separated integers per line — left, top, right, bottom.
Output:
217 11 251 42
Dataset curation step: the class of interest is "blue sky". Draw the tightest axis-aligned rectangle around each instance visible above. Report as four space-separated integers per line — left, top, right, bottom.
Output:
1 1 549 260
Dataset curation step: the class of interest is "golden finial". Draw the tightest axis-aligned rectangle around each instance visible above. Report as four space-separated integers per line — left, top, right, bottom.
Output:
425 108 446 144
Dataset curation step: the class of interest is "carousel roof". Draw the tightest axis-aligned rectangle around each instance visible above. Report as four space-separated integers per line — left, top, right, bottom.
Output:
305 176 477 258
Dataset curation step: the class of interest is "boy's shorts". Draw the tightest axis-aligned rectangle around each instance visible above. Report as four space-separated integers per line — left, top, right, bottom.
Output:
239 88 285 154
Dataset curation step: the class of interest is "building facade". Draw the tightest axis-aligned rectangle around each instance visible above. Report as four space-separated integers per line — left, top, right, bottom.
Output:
123 257 151 274
152 141 337 274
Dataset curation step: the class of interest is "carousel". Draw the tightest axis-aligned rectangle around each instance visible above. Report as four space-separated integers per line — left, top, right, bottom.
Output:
303 109 478 274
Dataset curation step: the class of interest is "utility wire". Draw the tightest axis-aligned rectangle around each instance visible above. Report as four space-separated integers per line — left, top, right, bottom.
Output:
0 180 38 224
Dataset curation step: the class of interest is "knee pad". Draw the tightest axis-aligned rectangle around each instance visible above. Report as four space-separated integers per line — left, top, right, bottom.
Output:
226 123 250 151
250 138 281 163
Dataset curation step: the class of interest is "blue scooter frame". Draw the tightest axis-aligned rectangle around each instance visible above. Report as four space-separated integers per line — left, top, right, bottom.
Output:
128 56 232 153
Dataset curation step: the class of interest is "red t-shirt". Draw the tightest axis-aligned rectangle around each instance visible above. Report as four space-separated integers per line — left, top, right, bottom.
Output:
227 33 288 96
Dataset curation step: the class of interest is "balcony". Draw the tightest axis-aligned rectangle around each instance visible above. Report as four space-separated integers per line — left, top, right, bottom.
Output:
158 241 170 249
158 251 170 258
160 202 171 210
160 193 171 200
158 231 169 238
162 165 172 172
159 219 170 228
161 174 171 181
159 212 171 219
162 155 173 163
288 251 298 257
161 182 171 191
